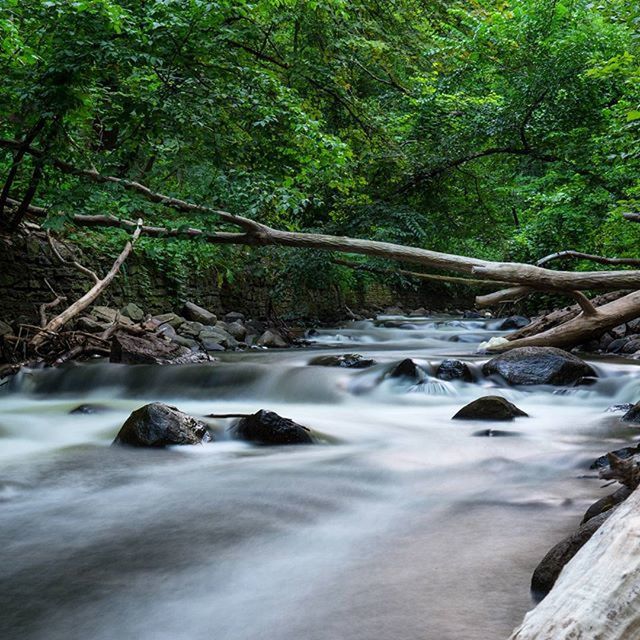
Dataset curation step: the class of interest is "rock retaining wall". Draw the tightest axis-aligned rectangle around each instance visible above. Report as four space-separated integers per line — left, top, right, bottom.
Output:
0 229 469 326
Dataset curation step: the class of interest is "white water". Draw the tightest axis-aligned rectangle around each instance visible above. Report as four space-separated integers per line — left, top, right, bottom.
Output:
1 316 639 640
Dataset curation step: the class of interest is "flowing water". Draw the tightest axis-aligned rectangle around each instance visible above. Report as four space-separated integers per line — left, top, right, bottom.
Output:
1 315 639 640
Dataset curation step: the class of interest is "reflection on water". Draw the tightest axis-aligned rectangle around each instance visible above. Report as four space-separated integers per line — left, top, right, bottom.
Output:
1 316 639 640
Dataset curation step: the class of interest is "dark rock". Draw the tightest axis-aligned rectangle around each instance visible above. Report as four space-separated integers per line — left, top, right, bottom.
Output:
436 359 473 382
452 396 528 421
93 306 134 326
409 307 429 317
257 330 288 348
224 311 245 323
183 302 217 325
386 358 426 383
622 402 640 424
171 335 199 350
226 321 247 341
611 323 627 339
231 410 314 445
200 338 226 352
383 306 404 316
113 403 211 447
120 302 144 322
69 403 110 415
498 315 530 330
574 376 598 387
531 510 612 601
309 353 377 369
605 403 634 413
246 319 267 335
152 312 185 329
590 444 640 470
627 318 640 333
598 333 614 350
581 486 631 524
463 310 483 319
472 428 521 437
608 337 630 353
199 327 238 349
482 347 596 386
622 339 640 354
177 320 204 338
110 331 190 365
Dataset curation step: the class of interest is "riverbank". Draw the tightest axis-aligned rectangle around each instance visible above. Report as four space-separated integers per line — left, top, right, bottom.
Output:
1 315 639 640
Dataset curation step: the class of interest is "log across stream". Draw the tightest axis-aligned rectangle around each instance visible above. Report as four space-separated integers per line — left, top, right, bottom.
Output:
1 314 639 640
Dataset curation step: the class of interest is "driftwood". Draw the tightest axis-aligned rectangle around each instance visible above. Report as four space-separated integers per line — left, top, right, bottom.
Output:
509 483 640 639
31 220 142 348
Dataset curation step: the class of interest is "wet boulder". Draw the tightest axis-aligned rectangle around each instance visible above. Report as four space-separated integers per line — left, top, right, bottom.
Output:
452 396 528 421
309 353 377 369
436 359 473 382
183 302 217 325
199 326 238 350
225 321 247 341
498 315 530 330
113 403 211 447
482 347 596 386
230 410 314 445
581 486 631 524
622 402 640 424
151 313 185 329
385 358 426 383
531 510 613 601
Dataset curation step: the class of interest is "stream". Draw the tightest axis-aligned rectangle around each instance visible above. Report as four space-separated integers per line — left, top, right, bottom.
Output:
1 315 639 640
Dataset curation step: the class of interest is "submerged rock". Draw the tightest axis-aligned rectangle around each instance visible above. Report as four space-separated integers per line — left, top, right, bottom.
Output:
531 510 613 601
230 410 314 445
622 402 640 424
471 428 521 437
452 396 528 421
69 403 110 415
482 347 596 386
605 403 635 413
309 353 377 369
113 403 211 447
436 359 473 382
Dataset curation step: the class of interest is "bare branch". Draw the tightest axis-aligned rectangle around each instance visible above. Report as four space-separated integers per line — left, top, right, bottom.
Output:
537 250 640 268
47 230 100 283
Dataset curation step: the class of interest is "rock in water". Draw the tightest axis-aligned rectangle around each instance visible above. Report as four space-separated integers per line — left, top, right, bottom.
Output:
622 402 640 424
113 403 211 447
231 410 314 445
309 353 377 369
452 396 528 421
498 315 530 330
436 359 473 382
482 347 596 386
385 358 426 383
530 510 613 601
581 486 631 524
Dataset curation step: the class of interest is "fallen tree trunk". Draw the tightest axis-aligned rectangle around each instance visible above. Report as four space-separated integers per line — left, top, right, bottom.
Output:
509 484 640 639
4 138 640 352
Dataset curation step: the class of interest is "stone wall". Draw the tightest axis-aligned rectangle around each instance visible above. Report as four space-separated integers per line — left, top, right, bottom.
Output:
0 229 472 326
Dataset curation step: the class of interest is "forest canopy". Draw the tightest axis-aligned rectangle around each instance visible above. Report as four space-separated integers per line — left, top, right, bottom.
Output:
2 0 640 294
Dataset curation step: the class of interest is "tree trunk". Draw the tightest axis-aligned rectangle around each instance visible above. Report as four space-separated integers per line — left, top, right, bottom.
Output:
510 485 640 639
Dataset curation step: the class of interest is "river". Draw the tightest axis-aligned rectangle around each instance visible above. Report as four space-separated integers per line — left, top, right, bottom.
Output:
1 315 639 640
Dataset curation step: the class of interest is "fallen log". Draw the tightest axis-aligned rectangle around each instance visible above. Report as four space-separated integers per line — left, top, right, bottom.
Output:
509 484 640 639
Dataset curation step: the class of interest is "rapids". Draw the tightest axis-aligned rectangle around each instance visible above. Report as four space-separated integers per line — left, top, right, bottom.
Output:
1 315 639 640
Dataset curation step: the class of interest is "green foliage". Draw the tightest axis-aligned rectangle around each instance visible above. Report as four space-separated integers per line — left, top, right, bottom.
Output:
1 0 640 293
